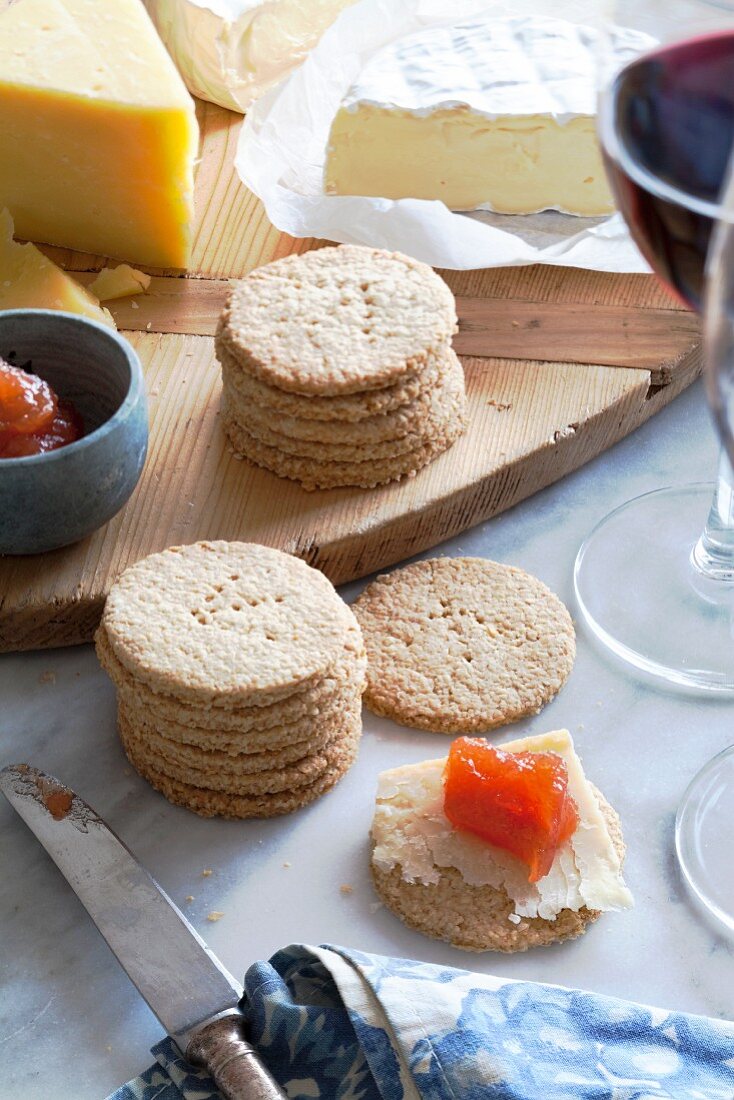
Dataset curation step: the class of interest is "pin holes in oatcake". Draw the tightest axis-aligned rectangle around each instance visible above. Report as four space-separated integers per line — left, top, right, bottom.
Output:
188 574 278 627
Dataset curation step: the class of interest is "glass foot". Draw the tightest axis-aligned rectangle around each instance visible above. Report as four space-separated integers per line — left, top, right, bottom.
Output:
676 746 734 934
574 483 734 693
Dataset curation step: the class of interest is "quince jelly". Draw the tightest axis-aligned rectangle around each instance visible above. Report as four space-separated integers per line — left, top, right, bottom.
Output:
0 359 82 458
443 737 579 883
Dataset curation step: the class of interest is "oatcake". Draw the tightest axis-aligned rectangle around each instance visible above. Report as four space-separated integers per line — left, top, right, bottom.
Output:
222 352 465 461
222 403 465 492
371 790 624 953
218 342 446 423
97 540 365 818
216 245 457 396
352 557 575 732
96 623 364 738
121 722 361 819
100 541 364 707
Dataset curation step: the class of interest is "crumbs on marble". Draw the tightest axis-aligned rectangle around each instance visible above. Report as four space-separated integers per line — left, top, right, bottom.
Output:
577 724 585 732
38 670 56 685
185 895 195 903
282 861 291 869
201 868 213 877
340 884 354 896
207 911 224 922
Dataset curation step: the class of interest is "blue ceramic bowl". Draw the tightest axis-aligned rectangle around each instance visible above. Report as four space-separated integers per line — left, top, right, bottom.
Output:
0 310 148 555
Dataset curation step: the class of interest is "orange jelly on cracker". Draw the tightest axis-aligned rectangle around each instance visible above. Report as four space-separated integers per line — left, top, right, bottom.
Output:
443 737 579 883
0 358 83 458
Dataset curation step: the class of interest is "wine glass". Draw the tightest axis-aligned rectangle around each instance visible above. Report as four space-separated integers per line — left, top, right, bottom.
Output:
573 0 734 692
675 168 734 929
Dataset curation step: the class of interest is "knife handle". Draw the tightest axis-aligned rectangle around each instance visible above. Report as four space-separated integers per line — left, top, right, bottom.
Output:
187 1014 287 1100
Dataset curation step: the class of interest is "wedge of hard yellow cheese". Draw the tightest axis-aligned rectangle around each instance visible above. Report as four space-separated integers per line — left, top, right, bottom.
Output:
0 0 199 270
0 209 114 328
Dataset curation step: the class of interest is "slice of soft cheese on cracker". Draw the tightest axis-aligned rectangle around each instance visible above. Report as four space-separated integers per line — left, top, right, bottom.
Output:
372 729 633 921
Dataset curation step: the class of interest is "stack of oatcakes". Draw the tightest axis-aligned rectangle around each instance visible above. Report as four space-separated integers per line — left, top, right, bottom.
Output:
95 541 366 818
215 244 466 491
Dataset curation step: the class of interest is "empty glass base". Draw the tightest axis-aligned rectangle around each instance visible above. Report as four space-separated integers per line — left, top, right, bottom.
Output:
574 484 734 693
676 746 734 934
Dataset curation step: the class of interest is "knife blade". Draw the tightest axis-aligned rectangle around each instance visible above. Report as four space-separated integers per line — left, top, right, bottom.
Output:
0 763 285 1100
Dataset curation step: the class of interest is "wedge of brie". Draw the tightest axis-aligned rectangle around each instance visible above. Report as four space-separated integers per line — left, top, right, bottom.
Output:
145 0 356 112
326 16 641 216
371 729 633 921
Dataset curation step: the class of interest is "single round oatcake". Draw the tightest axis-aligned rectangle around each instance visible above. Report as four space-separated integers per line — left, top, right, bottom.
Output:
371 793 625 953
216 244 457 396
219 343 447 423
352 557 575 732
100 541 364 707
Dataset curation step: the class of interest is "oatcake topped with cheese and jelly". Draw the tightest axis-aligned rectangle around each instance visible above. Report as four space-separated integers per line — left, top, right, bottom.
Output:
370 730 632 953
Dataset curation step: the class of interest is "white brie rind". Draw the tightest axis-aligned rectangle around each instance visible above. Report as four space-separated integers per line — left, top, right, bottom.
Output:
325 16 651 216
371 729 634 922
145 0 355 113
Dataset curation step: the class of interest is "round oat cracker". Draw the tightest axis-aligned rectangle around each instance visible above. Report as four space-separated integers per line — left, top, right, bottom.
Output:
96 623 365 740
216 245 457 396
352 557 575 733
113 677 360 756
119 699 341 770
222 353 465 462
371 790 625 953
101 541 364 706
119 707 361 795
222 404 466 492
218 344 446 423
121 721 360 819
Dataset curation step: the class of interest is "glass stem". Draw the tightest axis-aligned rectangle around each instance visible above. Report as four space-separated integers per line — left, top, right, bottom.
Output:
692 449 734 581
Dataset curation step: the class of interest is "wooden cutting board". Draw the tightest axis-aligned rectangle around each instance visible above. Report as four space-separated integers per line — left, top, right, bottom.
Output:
0 99 701 653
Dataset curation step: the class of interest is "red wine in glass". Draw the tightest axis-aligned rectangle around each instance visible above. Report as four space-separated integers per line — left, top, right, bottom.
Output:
601 30 734 311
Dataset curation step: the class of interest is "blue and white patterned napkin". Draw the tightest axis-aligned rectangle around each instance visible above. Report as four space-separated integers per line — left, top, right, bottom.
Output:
110 944 734 1100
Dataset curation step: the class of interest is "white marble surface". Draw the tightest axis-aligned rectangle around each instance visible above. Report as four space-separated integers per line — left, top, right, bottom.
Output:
2 377 734 1100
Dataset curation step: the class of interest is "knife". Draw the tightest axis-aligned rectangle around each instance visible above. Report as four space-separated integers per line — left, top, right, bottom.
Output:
0 763 286 1100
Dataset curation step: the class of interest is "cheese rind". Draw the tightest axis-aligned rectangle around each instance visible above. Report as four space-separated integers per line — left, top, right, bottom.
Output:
0 209 114 328
371 729 633 921
0 0 199 269
326 17 648 216
145 0 356 113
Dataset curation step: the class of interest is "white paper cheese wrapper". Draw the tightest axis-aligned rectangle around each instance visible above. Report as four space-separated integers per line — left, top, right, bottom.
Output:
234 0 651 272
